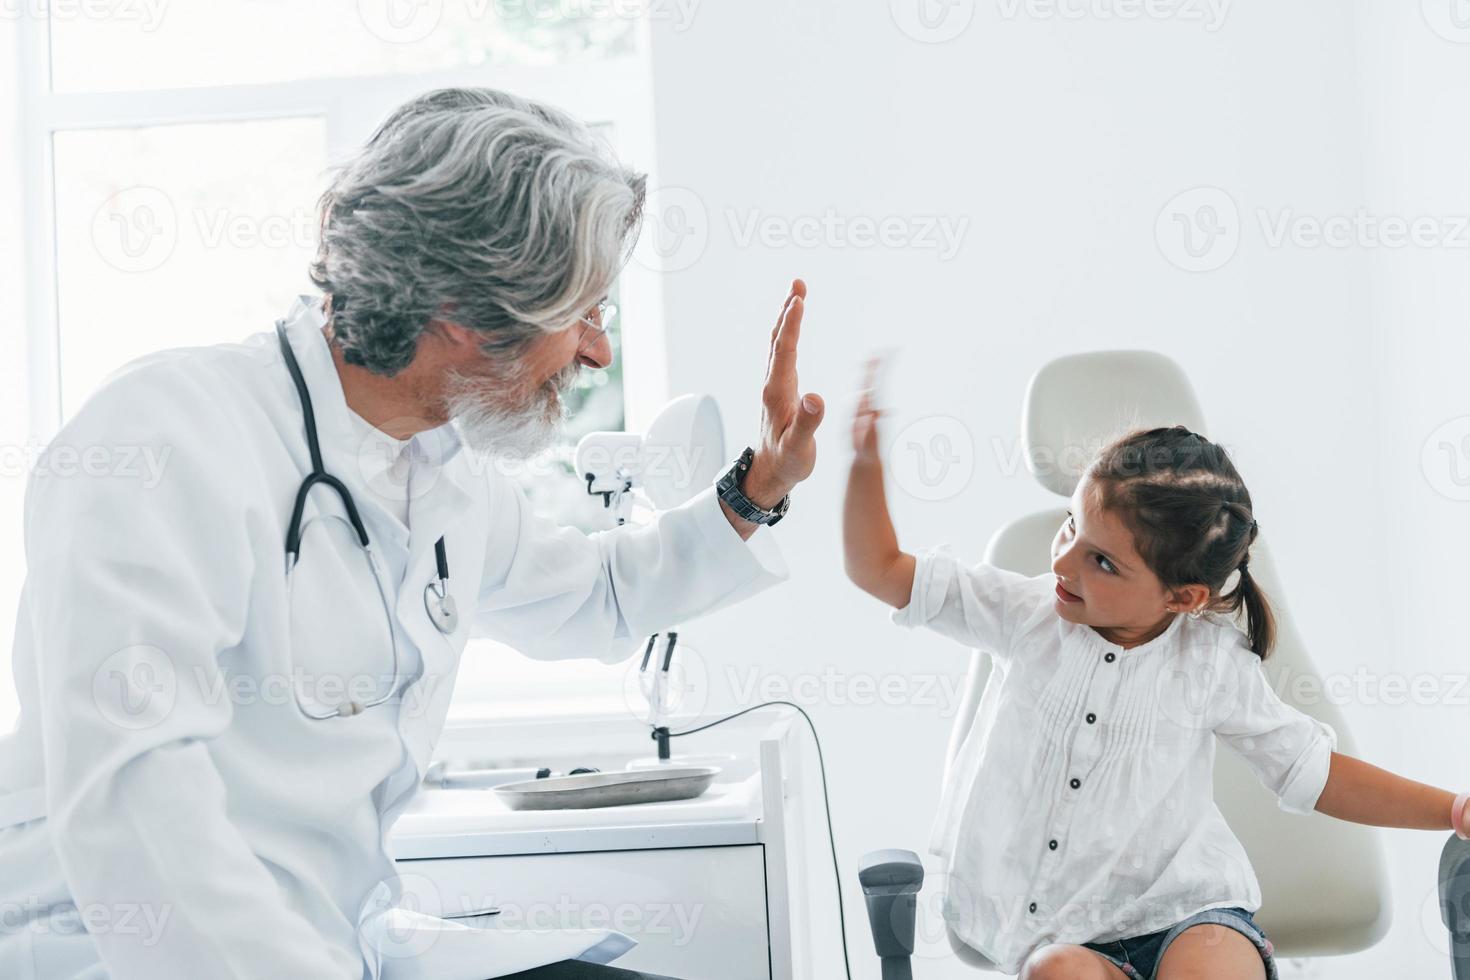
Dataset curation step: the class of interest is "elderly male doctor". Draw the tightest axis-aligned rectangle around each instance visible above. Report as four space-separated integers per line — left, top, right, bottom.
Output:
0 87 824 979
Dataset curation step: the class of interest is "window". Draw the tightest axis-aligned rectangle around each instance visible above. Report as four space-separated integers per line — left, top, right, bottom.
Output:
10 2 668 726
53 117 327 415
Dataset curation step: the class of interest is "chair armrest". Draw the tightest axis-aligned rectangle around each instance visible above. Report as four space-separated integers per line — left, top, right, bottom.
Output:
1439 835 1470 978
859 849 925 980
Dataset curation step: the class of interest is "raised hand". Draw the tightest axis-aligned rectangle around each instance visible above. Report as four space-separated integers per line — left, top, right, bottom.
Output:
852 354 887 465
742 279 825 508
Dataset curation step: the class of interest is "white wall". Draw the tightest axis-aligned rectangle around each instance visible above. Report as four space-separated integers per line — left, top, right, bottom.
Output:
1350 1 1470 977
642 2 1447 976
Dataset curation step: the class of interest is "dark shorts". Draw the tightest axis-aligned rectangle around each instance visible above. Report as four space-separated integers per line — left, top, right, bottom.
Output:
1080 906 1278 980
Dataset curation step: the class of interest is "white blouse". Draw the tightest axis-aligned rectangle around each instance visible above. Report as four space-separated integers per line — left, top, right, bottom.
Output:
890 543 1337 974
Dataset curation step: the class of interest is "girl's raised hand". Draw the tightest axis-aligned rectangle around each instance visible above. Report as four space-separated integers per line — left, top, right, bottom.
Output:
852 353 889 464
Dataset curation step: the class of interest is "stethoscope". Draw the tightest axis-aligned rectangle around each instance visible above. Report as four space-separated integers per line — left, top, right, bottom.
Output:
276 320 458 719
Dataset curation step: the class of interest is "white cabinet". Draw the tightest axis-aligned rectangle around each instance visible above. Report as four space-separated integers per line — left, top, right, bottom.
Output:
392 711 821 978
398 845 772 979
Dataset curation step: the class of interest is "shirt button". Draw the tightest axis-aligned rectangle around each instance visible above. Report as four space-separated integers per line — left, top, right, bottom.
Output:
1086 712 1097 724
1104 652 1116 663
1069 777 1081 789
1028 902 1037 913
1048 839 1058 850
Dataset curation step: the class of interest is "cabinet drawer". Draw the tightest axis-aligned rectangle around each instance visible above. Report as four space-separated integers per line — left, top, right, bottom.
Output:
398 844 770 979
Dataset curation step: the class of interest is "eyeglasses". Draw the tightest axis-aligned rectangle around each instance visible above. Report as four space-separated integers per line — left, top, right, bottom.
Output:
576 300 618 356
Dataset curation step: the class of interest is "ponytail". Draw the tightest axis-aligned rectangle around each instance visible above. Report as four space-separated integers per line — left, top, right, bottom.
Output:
1220 561 1276 659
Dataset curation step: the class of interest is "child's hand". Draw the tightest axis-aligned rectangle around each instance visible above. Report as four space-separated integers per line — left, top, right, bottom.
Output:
852 354 887 464
844 351 910 606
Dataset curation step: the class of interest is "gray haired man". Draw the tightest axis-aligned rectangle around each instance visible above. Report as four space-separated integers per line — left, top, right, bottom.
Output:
0 87 823 979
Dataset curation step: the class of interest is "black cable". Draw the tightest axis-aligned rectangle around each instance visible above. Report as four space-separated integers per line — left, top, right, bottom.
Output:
665 700 853 980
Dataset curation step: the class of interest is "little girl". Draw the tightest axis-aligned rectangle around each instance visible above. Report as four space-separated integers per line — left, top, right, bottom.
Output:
843 369 1470 980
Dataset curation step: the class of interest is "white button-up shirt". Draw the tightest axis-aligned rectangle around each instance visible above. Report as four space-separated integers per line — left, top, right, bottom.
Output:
890 543 1336 974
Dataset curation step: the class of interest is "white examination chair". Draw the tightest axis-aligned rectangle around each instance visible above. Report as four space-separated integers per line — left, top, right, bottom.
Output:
859 350 1403 979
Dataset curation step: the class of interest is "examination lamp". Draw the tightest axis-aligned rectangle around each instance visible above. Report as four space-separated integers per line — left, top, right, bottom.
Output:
575 394 726 766
573 393 725 527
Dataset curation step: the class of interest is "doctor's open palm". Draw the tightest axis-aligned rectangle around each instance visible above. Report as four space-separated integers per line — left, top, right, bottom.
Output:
745 279 825 505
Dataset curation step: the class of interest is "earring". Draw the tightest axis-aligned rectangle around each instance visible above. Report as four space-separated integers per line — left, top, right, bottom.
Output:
1187 607 1204 620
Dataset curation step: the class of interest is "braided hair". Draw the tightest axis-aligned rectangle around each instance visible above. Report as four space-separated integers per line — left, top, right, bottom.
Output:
1086 426 1275 658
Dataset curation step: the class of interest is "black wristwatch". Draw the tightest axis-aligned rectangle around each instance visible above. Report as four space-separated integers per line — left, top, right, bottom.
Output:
715 446 790 526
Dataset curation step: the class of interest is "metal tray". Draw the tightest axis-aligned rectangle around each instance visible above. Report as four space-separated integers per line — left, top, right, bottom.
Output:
494 767 721 811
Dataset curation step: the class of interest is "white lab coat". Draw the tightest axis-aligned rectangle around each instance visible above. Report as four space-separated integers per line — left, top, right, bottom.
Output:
0 296 789 979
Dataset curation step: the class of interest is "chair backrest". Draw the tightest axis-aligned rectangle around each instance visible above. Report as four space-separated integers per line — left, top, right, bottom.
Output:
944 351 1390 967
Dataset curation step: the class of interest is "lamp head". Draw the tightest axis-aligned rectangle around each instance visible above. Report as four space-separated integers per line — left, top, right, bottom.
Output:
574 394 725 513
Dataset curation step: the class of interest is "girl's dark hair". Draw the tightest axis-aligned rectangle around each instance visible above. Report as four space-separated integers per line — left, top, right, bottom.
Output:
1087 426 1275 658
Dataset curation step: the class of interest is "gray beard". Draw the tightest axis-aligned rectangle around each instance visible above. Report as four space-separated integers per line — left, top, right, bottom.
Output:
444 358 581 461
